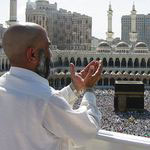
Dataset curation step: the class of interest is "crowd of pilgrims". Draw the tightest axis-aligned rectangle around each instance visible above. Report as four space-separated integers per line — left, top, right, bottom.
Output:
73 89 150 138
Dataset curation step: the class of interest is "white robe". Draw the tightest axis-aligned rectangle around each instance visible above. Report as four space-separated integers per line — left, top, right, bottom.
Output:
0 67 101 150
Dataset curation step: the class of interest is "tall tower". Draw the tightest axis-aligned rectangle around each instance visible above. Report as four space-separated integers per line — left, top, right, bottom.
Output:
129 3 138 43
7 0 18 26
106 2 114 42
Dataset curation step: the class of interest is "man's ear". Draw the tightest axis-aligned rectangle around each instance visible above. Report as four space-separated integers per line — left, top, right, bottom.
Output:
26 48 38 63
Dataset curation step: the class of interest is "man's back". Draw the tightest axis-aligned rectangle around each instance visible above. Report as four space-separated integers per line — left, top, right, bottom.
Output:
0 67 65 150
0 23 102 150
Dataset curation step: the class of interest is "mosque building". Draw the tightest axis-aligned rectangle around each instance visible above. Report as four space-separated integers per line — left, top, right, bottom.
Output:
48 3 150 89
0 0 150 89
26 0 92 50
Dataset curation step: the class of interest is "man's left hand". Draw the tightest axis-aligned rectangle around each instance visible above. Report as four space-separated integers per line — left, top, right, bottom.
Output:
70 60 103 92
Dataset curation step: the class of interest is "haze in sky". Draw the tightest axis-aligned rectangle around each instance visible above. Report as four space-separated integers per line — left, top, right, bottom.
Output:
0 0 150 39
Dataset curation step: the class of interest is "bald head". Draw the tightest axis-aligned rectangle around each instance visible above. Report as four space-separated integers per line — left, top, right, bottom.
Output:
2 22 48 66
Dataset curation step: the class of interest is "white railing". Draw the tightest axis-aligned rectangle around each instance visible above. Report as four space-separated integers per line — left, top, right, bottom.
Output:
71 130 150 150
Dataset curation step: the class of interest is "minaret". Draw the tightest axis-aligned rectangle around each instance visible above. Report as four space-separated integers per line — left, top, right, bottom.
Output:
7 0 18 26
129 3 138 43
106 2 114 42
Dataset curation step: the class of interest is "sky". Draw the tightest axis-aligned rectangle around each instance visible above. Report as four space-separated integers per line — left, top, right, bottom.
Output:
0 0 150 39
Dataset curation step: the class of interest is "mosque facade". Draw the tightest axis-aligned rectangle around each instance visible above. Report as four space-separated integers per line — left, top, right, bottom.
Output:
48 3 150 89
1 0 150 89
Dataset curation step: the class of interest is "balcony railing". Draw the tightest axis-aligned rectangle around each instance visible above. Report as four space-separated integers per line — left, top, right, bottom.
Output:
71 130 150 150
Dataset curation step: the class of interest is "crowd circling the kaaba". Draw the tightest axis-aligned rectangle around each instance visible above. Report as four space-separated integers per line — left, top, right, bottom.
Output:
74 89 150 138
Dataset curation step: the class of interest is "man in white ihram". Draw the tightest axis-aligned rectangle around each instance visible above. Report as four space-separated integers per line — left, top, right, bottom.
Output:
0 23 103 150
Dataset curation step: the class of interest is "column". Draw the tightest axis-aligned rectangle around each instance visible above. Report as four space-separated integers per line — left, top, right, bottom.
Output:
106 3 114 42
10 0 17 21
129 3 138 43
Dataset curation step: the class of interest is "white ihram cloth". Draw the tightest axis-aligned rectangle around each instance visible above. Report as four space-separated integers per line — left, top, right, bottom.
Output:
0 67 101 150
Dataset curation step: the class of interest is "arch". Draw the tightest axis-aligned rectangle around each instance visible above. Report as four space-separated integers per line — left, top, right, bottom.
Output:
66 77 71 86
0 59 1 70
110 78 115 86
141 58 146 68
147 58 150 68
8 61 10 70
128 58 133 68
117 78 122 81
96 57 100 61
103 58 107 67
129 78 134 81
50 61 54 68
141 71 145 74
76 57 82 67
55 78 60 89
58 57 62 66
89 57 94 62
103 70 106 74
54 61 58 67
98 79 102 86
136 78 140 81
143 78 147 85
83 57 88 67
108 58 114 67
49 79 54 87
104 78 108 86
6 60 9 71
115 58 120 67
149 80 150 85
9 64 11 69
57 69 61 73
61 78 65 87
134 58 139 68
123 78 128 81
70 57 75 65
2 59 4 70
64 70 68 73
121 58 126 67
64 57 69 67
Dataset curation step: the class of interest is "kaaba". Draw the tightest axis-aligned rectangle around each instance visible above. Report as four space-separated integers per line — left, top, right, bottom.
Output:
114 81 144 112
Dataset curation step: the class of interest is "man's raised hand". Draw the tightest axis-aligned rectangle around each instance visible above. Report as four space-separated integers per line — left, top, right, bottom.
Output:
70 60 103 92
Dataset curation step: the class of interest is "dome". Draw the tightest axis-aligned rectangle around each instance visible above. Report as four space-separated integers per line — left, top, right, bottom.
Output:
135 42 147 48
116 41 129 48
97 41 111 52
98 41 110 48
